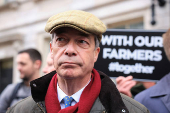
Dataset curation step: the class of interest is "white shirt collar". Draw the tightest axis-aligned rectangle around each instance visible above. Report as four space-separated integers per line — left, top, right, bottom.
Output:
57 79 91 103
57 83 67 103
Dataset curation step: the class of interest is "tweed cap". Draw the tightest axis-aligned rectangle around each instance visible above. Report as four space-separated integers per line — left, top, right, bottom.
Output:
45 10 106 42
163 29 170 61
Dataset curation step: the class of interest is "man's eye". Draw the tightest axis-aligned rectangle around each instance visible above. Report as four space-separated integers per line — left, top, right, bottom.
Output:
20 63 26 66
79 40 87 44
56 38 65 41
77 40 90 49
55 37 68 47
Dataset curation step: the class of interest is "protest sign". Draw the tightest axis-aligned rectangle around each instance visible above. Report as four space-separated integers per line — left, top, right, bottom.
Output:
94 29 169 81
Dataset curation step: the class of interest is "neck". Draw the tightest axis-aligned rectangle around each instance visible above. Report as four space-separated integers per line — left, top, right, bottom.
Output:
57 74 91 96
24 71 40 87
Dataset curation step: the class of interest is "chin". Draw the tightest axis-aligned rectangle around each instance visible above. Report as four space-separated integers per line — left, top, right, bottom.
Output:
20 75 24 79
61 73 75 78
58 70 79 78
58 67 84 77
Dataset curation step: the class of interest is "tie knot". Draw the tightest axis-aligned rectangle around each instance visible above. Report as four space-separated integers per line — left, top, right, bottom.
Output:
63 96 73 108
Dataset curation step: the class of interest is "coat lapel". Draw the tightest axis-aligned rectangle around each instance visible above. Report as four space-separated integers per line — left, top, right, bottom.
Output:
30 71 56 102
98 71 129 113
150 73 170 112
161 94 170 112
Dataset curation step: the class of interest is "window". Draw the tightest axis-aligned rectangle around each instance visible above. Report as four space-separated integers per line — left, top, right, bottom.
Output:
108 17 144 29
0 58 13 94
114 22 143 29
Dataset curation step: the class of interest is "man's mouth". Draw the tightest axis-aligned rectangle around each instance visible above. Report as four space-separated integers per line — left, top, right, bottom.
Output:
59 62 82 66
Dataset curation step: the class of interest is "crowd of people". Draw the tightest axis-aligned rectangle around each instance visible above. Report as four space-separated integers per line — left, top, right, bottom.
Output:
0 10 169 113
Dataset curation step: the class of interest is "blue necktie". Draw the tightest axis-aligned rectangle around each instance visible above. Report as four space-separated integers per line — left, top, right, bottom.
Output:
63 96 73 108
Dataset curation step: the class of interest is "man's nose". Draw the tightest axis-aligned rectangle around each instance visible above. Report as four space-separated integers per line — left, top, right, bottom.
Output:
64 41 77 56
17 65 22 71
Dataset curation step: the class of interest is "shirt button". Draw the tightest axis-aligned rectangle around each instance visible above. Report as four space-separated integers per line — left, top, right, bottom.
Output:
33 83 37 87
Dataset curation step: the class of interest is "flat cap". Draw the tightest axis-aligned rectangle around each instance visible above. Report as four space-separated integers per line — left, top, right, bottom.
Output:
45 10 106 42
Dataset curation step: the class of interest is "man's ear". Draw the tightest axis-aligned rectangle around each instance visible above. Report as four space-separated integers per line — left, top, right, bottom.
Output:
34 60 42 69
50 42 54 59
94 47 100 63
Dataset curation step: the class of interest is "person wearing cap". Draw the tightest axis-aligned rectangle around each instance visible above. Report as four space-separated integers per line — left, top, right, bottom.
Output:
134 29 170 113
7 10 149 113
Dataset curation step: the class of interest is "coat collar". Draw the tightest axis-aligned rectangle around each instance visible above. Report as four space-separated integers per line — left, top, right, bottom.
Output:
150 72 170 97
30 71 56 102
97 70 128 113
149 72 170 112
30 69 128 113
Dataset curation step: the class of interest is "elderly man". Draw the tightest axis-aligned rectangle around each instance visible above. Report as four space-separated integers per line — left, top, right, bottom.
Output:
7 10 149 113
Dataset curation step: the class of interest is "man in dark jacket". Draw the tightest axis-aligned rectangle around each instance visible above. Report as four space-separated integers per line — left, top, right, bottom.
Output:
134 29 170 113
7 10 149 113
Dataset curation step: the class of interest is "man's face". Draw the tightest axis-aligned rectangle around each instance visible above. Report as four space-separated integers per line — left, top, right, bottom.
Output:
50 27 100 79
16 53 36 81
43 53 55 74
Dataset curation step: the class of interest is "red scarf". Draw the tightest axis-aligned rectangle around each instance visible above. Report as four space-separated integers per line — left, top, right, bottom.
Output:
45 68 101 113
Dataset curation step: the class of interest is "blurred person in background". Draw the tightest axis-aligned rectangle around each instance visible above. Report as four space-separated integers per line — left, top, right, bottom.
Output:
116 76 155 98
134 29 170 113
43 53 55 75
131 81 155 97
0 48 42 113
116 76 137 97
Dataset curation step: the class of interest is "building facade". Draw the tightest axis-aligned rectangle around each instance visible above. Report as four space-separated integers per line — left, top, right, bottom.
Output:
0 0 169 93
